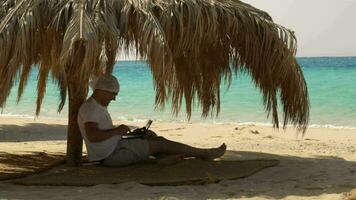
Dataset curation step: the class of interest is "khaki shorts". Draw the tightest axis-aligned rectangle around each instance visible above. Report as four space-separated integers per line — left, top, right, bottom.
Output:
102 139 150 167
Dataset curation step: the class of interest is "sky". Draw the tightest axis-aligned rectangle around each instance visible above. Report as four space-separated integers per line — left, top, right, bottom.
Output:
243 0 356 57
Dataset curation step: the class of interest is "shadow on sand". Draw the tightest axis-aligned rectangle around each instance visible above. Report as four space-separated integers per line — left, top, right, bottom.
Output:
0 150 355 199
0 123 67 142
0 122 355 199
156 150 356 199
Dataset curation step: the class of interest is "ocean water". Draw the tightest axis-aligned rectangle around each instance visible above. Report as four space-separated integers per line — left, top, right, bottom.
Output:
1 57 356 128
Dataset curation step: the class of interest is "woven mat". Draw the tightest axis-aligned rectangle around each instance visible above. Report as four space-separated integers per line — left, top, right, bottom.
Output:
12 159 279 186
0 152 65 180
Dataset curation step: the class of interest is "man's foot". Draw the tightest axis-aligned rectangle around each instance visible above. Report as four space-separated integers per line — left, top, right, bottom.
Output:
156 154 185 165
202 143 226 160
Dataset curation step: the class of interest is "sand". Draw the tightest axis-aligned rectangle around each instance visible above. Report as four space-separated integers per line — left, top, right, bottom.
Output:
0 116 355 200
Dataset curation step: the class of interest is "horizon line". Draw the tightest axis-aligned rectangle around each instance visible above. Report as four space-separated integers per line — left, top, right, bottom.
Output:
115 55 356 62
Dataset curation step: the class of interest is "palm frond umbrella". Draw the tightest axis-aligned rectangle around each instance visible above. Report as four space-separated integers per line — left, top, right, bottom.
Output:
0 0 309 165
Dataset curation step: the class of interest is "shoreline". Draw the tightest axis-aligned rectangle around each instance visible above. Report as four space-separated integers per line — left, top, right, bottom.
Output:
1 115 355 130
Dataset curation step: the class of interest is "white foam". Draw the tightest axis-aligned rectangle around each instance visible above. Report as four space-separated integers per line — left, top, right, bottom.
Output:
309 124 356 130
0 113 34 119
224 121 356 130
0 113 67 120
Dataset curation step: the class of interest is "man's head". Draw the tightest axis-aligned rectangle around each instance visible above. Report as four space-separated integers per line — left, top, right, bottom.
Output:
92 74 120 107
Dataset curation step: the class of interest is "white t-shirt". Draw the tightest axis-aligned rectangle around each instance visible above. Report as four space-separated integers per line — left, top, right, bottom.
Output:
77 97 120 161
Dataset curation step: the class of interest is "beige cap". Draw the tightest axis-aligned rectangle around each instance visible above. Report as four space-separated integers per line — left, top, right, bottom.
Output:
92 74 120 93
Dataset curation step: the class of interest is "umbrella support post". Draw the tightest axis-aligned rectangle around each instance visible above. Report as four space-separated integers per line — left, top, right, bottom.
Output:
66 81 86 166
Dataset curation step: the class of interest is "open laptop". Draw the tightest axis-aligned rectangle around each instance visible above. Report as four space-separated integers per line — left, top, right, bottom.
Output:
121 120 152 139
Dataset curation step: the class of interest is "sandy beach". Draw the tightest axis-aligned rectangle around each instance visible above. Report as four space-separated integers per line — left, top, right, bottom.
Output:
1 0 355 199
0 116 355 200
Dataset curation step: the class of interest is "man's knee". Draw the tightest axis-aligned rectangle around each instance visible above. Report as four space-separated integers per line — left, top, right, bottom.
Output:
147 136 166 142
146 136 167 154
146 130 158 138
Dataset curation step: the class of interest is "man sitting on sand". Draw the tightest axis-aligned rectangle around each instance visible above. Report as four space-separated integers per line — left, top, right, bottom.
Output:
78 74 226 167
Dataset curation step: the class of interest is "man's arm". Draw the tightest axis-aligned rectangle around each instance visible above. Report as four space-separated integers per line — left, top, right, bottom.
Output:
85 122 130 143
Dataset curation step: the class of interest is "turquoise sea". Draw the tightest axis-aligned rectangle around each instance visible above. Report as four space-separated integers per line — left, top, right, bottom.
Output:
1 57 356 128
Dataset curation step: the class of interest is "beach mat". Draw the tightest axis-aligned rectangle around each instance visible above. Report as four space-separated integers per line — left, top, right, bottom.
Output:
346 189 356 200
12 159 279 186
0 152 65 180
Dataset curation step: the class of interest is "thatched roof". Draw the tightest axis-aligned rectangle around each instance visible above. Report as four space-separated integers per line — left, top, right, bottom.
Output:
0 0 309 131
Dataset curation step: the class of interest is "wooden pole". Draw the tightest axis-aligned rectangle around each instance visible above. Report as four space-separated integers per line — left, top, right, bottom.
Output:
65 40 89 166
66 78 86 166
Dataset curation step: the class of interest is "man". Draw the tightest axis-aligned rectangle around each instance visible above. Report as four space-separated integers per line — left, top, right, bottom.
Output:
78 74 226 167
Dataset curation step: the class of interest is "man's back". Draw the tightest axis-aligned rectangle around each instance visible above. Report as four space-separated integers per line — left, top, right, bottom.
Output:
78 97 120 161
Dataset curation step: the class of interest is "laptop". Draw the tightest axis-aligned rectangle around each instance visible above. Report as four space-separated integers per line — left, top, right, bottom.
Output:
121 120 152 139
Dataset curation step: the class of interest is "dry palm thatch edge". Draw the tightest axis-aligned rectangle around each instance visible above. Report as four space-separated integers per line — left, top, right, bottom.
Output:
0 0 309 133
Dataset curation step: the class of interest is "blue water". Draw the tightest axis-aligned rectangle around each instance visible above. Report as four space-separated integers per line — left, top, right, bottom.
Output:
2 57 356 128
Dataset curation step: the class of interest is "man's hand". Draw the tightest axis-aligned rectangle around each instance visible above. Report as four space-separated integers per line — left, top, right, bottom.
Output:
85 122 127 142
116 124 131 135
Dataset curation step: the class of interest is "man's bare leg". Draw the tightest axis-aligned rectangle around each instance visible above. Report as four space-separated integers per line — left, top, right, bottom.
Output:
144 130 170 160
147 136 226 160
155 154 185 165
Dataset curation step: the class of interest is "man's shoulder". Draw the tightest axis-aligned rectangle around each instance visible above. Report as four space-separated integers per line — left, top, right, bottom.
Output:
79 98 98 113
78 98 103 123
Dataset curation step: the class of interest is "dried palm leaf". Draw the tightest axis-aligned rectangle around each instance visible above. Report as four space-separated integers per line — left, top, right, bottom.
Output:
0 0 309 132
